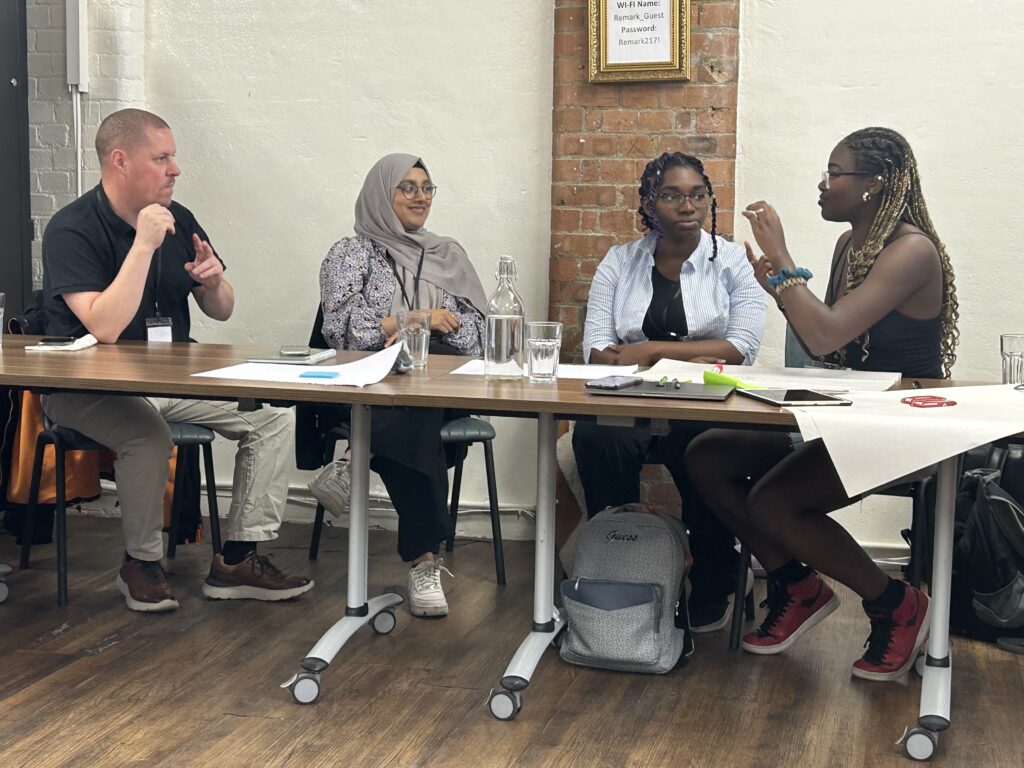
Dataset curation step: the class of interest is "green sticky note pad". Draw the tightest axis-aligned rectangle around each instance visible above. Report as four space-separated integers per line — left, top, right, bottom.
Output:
703 370 753 389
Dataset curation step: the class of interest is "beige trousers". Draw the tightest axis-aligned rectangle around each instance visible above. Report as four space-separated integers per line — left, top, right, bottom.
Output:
40 393 295 560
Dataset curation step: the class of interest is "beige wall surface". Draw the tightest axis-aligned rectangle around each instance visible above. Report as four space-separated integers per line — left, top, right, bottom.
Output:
142 1 556 508
736 0 1024 547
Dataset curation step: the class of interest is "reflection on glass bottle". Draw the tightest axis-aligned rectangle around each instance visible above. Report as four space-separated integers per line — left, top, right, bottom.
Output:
484 255 525 380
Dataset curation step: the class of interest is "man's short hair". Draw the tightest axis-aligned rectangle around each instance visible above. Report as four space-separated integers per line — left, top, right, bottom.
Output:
95 109 170 166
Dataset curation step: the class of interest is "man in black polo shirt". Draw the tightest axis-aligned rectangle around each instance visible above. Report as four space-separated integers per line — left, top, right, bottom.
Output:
41 108 313 611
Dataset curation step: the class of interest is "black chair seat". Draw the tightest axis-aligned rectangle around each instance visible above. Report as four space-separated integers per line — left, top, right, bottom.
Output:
440 416 495 444
168 422 216 445
50 425 105 451
22 419 222 605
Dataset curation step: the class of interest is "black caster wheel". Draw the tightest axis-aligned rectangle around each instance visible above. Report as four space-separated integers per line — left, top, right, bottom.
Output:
913 653 925 678
281 672 321 705
488 688 523 721
0 581 7 604
371 609 397 635
899 726 937 761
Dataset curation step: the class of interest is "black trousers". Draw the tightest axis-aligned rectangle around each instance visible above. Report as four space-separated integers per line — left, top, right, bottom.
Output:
572 421 739 602
362 407 459 562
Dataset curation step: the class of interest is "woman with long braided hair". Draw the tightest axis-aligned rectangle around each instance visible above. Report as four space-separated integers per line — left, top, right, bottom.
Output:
685 128 957 680
574 151 767 632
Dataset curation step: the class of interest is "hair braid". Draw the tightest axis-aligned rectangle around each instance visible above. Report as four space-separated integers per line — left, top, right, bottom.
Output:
836 127 959 377
637 151 719 261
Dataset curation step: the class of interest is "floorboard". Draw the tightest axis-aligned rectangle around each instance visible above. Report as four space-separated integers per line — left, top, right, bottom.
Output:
1 516 1020 768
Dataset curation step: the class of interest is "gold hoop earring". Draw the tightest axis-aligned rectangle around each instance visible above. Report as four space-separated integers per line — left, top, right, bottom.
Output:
862 192 871 202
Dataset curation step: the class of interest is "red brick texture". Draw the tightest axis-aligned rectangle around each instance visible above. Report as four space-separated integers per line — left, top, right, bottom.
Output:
548 0 740 363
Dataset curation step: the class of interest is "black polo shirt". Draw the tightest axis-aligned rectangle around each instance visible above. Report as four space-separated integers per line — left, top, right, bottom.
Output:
42 184 225 342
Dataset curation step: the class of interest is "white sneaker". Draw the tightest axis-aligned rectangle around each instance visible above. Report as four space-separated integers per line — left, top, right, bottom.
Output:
309 458 351 519
408 558 453 617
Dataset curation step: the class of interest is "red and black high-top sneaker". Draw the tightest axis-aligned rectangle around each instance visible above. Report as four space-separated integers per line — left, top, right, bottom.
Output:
742 570 840 655
851 584 930 681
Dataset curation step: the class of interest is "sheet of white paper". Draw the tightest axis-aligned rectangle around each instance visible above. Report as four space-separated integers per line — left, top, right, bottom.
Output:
790 384 1024 497
447 361 638 379
638 359 901 392
193 344 402 388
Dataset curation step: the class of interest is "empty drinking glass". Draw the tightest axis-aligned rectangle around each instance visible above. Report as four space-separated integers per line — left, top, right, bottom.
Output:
1001 334 1024 385
525 321 562 383
398 309 432 369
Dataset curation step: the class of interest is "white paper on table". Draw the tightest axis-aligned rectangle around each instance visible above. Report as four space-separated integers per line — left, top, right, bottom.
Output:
637 359 901 392
193 344 402 388
25 334 98 352
549 363 639 380
789 384 1024 497
447 360 638 379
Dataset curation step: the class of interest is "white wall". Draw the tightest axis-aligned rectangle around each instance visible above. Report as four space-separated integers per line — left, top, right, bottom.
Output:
736 0 1024 548
143 1 555 510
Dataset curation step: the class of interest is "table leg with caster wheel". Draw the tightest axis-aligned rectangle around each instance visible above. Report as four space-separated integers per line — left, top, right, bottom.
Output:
898 456 957 761
281 405 404 705
488 413 562 721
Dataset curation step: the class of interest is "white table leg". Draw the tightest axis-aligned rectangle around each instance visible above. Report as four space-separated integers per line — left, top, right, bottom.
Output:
898 456 957 759
489 412 564 720
918 456 956 730
282 404 404 704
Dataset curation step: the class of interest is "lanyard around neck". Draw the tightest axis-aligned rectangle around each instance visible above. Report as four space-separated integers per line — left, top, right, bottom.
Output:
387 248 426 311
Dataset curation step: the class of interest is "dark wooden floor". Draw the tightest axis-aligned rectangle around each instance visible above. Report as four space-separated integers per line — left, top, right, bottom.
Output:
1 517 1021 768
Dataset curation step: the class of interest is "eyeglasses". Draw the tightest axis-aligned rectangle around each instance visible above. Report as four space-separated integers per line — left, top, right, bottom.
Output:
655 190 710 205
396 182 438 200
821 170 873 190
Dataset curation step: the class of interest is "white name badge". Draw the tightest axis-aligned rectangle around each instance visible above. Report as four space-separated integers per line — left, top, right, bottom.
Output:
146 316 173 342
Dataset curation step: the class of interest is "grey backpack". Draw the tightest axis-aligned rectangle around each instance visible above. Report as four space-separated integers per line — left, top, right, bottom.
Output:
559 503 692 674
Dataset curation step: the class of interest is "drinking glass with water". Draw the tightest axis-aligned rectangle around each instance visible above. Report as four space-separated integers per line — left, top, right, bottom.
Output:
1001 334 1024 385
398 309 431 369
526 321 562 383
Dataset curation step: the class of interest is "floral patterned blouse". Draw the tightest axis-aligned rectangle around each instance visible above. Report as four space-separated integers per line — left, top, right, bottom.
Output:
320 234 485 354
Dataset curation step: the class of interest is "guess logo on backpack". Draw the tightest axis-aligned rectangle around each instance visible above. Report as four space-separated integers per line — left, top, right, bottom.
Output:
605 530 638 542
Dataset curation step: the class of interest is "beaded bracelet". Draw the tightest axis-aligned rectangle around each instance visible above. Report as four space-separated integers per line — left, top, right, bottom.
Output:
776 276 808 294
766 266 813 289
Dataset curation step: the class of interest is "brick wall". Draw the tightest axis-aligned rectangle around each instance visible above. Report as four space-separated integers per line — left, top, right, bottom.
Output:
25 0 144 286
549 0 740 512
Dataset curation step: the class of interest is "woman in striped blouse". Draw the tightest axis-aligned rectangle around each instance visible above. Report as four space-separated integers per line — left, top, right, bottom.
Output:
573 151 767 633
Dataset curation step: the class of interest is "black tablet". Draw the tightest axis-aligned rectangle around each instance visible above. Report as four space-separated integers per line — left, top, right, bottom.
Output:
737 388 852 407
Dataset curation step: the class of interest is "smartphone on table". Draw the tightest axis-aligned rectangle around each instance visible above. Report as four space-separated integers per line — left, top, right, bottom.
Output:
38 336 76 347
279 346 311 357
586 375 643 390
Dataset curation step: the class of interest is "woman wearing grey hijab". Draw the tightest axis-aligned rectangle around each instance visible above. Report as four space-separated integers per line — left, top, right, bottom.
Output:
312 153 487 619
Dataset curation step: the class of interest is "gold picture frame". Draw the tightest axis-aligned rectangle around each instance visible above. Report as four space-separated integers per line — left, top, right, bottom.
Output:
588 0 691 83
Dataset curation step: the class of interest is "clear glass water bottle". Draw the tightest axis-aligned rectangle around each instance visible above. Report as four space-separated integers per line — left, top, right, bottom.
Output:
484 255 525 380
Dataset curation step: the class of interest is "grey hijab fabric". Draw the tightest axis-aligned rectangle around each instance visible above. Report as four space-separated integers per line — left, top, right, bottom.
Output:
354 153 488 312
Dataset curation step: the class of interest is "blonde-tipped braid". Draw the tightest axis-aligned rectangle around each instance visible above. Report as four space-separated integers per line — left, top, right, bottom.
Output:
837 127 959 377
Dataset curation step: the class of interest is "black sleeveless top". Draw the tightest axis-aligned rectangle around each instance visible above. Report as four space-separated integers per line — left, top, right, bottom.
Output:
838 311 942 379
826 234 943 379
642 266 688 341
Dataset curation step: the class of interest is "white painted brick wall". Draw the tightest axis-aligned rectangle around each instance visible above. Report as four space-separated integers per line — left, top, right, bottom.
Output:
26 0 145 287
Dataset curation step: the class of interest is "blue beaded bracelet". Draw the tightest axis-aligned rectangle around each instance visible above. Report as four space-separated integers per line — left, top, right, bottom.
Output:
767 266 813 289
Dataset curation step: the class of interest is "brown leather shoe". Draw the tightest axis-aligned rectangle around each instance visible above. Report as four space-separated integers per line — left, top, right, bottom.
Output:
116 558 179 612
202 552 314 601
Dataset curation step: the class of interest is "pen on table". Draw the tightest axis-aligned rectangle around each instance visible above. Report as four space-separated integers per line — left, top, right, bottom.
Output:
913 380 923 389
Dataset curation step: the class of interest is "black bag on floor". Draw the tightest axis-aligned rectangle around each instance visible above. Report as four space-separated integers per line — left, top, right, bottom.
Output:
950 445 1024 640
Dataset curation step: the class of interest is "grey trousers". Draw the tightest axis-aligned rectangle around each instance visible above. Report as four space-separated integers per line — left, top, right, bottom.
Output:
40 393 295 561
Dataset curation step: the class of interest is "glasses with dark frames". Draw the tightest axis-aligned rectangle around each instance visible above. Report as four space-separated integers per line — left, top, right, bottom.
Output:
655 190 710 205
396 182 438 200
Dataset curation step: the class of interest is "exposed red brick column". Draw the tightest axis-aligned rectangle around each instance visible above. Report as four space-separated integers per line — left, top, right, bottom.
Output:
549 0 740 363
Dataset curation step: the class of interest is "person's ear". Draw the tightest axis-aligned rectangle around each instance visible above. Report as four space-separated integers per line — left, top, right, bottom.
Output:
110 149 128 177
866 174 884 197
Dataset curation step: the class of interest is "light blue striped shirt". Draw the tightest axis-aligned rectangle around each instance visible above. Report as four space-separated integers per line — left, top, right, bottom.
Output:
582 230 767 364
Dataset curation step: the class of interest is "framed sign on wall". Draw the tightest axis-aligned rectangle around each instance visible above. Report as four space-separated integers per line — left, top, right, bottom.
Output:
588 0 691 83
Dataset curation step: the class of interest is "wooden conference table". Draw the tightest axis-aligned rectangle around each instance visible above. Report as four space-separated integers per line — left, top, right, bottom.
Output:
0 338 961 759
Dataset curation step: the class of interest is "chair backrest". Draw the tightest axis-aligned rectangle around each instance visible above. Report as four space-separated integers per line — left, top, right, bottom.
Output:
295 303 346 470
784 324 814 368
